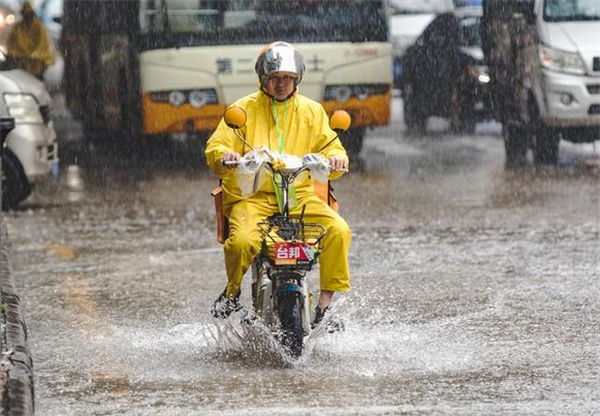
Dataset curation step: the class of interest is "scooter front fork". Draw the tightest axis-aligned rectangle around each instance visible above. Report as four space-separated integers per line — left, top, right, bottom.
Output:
300 284 311 336
275 280 311 337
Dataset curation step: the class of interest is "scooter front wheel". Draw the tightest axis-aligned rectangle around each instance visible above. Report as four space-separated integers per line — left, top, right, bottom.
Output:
277 290 304 359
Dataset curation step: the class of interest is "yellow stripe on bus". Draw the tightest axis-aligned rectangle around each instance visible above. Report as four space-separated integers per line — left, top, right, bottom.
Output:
141 93 226 135
142 90 390 135
322 91 391 128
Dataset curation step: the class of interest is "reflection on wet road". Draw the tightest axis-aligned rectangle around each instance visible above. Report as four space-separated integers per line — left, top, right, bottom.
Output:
4 104 600 415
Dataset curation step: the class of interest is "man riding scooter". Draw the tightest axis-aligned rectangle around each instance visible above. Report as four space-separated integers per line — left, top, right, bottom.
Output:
205 41 351 328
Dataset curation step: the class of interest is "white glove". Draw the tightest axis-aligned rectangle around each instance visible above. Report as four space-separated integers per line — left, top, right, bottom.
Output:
237 148 270 196
302 153 330 183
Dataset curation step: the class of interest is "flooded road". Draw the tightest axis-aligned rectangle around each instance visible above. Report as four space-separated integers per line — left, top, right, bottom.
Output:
4 100 600 415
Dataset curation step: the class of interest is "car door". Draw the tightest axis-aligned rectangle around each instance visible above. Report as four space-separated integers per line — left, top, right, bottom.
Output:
405 14 460 112
423 13 461 114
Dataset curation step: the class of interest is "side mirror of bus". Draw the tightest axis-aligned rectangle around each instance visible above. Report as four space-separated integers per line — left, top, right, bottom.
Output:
329 110 351 132
224 106 247 129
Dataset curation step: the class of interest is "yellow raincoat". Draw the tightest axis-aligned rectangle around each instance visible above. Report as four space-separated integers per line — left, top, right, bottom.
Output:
6 2 55 78
206 90 351 297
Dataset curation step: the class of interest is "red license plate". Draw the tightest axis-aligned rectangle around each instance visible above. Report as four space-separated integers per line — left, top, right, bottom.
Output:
273 242 314 265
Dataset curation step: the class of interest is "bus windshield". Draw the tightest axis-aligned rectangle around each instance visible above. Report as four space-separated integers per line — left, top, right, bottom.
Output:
138 0 388 48
544 0 600 21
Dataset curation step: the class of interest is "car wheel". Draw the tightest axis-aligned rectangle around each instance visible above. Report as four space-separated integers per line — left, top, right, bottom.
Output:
403 84 426 133
504 124 529 168
2 152 31 211
450 85 476 134
341 128 365 160
526 97 559 167
532 124 559 166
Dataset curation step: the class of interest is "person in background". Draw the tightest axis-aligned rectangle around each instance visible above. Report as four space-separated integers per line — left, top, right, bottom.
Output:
6 1 55 79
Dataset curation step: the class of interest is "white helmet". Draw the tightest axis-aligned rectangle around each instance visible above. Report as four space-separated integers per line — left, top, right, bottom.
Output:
255 41 305 98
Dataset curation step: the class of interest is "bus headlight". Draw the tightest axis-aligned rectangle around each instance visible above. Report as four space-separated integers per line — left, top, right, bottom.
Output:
168 91 186 107
3 93 43 124
323 84 389 102
149 89 218 109
540 45 585 75
326 86 352 103
189 90 213 109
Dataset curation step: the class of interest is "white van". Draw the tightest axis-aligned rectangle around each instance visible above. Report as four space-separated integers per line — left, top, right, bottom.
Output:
1 65 58 208
533 0 600 135
482 0 600 165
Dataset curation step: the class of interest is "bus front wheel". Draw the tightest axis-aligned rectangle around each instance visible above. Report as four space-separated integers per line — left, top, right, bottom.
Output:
341 128 364 160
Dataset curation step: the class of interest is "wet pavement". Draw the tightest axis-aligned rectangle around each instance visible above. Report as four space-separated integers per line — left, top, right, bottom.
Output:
3 98 600 415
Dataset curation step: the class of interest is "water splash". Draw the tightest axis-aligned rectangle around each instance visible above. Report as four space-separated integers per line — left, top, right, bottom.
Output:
210 311 298 368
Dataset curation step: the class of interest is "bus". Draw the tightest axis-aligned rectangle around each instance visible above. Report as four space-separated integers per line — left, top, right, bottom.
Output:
61 0 392 156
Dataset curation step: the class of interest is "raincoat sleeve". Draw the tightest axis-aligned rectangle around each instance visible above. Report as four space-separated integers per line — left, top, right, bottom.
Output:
205 117 244 178
313 106 348 181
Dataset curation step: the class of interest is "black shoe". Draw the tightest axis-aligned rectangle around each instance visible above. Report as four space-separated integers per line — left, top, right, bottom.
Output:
311 306 345 333
312 305 329 329
211 289 242 319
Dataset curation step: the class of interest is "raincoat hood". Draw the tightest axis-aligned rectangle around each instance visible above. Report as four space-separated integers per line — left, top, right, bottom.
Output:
21 1 34 15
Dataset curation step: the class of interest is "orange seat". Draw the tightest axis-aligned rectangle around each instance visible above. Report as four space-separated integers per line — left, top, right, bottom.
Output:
211 186 229 244
314 181 339 213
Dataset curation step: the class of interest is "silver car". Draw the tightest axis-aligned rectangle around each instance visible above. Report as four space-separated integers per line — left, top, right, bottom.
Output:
1 66 59 209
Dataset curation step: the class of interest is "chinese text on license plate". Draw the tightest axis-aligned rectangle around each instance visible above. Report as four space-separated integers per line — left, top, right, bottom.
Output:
274 242 314 265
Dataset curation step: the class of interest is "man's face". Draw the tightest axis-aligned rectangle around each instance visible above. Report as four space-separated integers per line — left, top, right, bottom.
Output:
266 72 296 101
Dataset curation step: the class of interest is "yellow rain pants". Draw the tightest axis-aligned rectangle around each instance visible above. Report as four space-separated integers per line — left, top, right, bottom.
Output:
206 90 351 298
225 193 351 296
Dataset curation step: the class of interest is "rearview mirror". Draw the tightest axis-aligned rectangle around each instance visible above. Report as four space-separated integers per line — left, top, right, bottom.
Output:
224 106 247 129
329 110 351 132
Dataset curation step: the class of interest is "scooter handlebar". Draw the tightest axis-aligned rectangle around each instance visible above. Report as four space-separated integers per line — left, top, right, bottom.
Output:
223 151 347 174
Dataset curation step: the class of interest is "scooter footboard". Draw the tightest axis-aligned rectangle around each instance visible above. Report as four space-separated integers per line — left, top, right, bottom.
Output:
251 258 273 320
300 283 311 335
